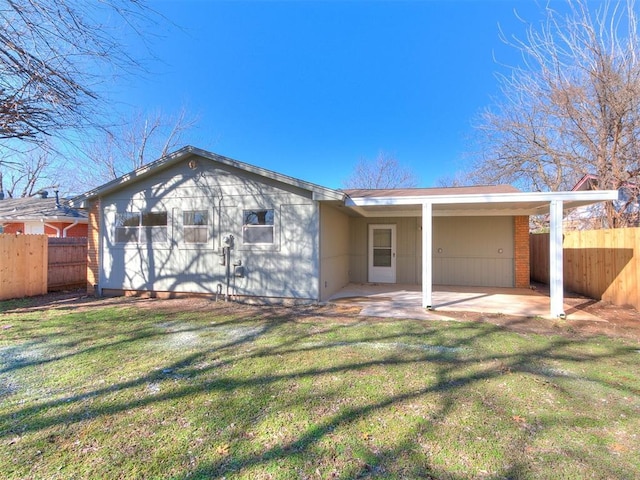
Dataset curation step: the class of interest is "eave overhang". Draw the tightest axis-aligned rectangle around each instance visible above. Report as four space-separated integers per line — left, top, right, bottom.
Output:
68 146 345 208
344 190 620 217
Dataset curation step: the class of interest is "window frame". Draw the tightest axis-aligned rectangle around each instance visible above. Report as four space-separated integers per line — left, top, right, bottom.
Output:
241 208 276 246
182 209 210 244
115 210 168 244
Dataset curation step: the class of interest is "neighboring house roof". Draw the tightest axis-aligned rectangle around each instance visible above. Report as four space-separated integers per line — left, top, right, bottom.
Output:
68 145 345 207
0 196 88 223
567 173 638 227
571 174 599 192
572 173 638 194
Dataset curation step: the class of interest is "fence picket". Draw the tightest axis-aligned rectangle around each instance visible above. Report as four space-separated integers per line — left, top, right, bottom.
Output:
0 234 48 300
47 237 87 291
530 228 640 310
0 235 87 300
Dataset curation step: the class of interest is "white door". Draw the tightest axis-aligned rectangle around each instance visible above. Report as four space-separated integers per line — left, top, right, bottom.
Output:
368 224 396 283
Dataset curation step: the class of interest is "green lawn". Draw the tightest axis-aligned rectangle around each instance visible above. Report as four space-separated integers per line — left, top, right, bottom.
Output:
1 299 639 479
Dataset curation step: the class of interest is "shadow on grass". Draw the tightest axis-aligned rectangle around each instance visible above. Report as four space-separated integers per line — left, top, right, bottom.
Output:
1 302 638 479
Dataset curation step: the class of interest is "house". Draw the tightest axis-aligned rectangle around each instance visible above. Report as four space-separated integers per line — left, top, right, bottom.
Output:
563 174 639 229
0 191 88 237
68 146 618 317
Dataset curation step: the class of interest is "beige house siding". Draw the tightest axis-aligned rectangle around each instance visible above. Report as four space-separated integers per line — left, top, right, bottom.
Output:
348 215 518 288
433 216 514 287
349 216 422 284
319 204 350 300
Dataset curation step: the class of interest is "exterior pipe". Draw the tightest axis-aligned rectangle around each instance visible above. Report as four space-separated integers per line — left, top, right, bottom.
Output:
44 222 61 237
223 235 234 301
62 220 79 238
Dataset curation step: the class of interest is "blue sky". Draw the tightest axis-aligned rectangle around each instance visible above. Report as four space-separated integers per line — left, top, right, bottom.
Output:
113 0 544 189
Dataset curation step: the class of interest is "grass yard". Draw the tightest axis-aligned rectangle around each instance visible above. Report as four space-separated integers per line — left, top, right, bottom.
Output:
1 297 639 479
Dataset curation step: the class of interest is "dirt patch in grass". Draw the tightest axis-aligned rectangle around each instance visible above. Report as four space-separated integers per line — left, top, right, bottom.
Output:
1 289 638 340
440 307 640 339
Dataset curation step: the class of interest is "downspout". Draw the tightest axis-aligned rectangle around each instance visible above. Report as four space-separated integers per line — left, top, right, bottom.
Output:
62 220 79 238
223 235 234 301
44 222 61 237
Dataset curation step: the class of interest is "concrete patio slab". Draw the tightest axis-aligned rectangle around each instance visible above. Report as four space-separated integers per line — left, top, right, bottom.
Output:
328 283 604 321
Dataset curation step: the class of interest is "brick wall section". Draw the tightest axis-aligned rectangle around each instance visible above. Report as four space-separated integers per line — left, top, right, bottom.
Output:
514 215 530 288
87 199 100 295
45 222 89 238
1 223 24 234
2 222 87 237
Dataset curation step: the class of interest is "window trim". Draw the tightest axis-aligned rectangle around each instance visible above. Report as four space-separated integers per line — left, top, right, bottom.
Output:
182 209 210 244
242 208 275 245
115 210 168 244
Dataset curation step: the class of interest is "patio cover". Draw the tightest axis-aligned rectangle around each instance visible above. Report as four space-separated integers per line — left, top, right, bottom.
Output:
344 188 620 318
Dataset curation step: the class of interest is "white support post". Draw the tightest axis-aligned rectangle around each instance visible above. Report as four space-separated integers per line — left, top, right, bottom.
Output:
422 202 433 309
549 199 565 318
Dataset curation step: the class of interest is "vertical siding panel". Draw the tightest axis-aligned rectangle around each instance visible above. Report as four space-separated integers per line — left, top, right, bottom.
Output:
319 204 350 300
433 217 514 287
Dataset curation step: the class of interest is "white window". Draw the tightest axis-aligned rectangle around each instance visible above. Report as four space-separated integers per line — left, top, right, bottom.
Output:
116 211 167 243
242 209 274 244
183 210 209 243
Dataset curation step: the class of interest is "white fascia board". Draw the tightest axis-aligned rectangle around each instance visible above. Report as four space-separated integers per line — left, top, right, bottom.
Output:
344 190 619 207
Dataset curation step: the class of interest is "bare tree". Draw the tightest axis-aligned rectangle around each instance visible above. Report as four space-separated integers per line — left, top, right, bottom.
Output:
471 0 640 228
75 107 199 188
434 171 469 188
0 0 154 143
0 107 198 197
0 147 62 198
342 151 419 189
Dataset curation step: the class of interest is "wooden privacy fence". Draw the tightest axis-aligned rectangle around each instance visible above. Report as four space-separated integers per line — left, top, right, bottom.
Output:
48 237 87 291
0 234 48 301
0 235 88 301
530 228 640 310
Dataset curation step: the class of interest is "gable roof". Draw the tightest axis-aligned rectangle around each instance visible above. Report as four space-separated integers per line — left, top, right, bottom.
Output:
69 146 345 207
0 196 88 223
572 173 638 192
571 174 599 192
66 145 619 217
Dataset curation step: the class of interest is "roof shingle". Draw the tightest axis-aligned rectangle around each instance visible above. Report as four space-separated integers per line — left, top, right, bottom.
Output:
0 197 87 221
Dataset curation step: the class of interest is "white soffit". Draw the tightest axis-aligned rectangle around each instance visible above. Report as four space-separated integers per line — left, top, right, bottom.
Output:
344 190 620 217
